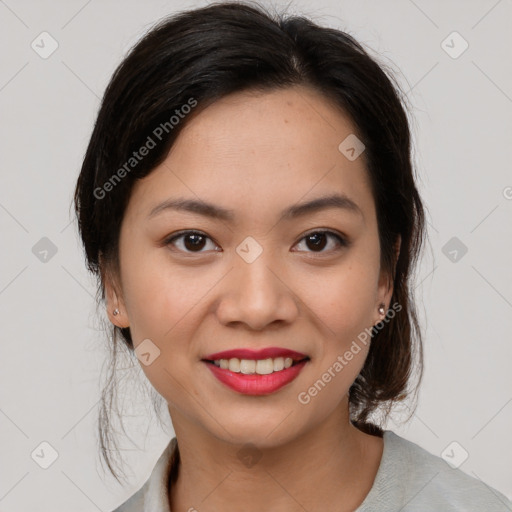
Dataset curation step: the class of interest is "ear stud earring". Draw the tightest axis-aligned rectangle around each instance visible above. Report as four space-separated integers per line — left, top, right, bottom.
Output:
113 308 119 316
378 304 386 316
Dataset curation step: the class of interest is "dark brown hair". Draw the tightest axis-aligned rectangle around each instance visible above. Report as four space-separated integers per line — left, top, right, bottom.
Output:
73 0 428 483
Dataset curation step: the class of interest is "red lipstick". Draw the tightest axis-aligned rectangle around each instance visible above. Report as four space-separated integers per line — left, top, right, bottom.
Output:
202 347 309 396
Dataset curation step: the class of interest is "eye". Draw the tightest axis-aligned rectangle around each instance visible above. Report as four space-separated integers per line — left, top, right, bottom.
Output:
292 230 348 253
164 229 348 255
164 230 220 253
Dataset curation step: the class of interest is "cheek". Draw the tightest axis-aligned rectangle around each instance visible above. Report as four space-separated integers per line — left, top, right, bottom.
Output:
299 261 379 337
119 248 225 395
120 254 209 404
300 272 375 410
120 241 209 341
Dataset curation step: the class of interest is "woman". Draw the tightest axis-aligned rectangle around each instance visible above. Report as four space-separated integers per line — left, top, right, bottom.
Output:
73 2 512 511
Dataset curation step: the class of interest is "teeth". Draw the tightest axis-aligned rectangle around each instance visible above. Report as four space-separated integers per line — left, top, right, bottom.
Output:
240 359 256 374
273 357 284 371
256 359 273 375
212 356 300 375
228 358 240 372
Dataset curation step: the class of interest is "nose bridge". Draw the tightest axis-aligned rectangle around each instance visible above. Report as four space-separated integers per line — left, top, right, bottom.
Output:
234 243 282 302
237 250 279 297
216 246 297 329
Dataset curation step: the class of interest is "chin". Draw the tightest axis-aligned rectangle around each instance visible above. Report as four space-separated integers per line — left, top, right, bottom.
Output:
206 414 303 450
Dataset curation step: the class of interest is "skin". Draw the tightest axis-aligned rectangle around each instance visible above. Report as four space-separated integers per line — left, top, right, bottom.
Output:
104 85 400 511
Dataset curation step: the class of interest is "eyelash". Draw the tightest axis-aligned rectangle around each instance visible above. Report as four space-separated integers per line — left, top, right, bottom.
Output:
163 229 349 255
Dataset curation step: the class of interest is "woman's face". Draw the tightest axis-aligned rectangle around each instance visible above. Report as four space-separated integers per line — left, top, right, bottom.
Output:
106 85 395 447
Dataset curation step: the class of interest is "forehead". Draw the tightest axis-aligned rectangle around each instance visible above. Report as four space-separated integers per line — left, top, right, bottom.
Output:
125 86 375 226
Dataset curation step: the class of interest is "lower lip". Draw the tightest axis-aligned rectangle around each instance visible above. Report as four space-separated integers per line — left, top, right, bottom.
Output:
204 360 308 395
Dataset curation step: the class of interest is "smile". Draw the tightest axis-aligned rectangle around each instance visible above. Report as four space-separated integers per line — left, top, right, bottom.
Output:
202 347 310 395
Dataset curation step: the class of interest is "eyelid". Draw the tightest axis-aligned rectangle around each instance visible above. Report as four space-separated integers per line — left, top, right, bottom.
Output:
299 227 347 241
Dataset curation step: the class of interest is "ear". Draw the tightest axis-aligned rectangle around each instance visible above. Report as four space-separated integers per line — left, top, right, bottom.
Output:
100 254 130 329
375 234 401 322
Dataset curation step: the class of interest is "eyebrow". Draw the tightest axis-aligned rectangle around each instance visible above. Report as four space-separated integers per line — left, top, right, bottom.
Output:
147 193 364 222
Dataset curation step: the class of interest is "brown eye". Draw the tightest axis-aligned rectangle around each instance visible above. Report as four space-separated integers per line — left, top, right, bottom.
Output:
183 233 206 251
305 232 328 251
165 231 219 253
294 230 348 253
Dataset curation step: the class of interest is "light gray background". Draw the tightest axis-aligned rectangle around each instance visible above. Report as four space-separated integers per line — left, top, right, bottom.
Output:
1 0 511 510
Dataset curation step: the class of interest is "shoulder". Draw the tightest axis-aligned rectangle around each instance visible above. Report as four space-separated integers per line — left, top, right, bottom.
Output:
357 430 512 512
110 437 177 512
111 485 146 512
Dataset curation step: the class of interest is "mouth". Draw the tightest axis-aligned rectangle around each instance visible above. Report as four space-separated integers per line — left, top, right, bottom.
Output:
201 348 310 395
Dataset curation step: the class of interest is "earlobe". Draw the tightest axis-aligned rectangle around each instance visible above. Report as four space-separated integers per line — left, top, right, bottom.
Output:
101 258 130 328
107 305 130 328
375 234 402 324
105 288 130 328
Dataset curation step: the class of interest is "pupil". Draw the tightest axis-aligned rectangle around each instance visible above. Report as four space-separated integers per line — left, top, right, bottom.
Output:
307 233 326 251
185 234 205 251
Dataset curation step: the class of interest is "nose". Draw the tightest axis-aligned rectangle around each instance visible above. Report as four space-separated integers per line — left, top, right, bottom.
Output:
215 253 299 331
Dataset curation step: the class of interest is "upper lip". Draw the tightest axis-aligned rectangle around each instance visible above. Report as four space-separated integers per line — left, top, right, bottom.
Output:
203 347 309 361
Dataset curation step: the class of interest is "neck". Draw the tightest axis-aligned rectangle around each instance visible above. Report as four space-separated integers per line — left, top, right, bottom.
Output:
167 399 383 512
